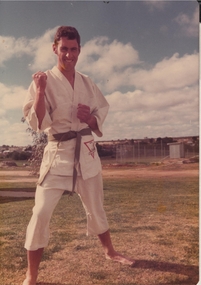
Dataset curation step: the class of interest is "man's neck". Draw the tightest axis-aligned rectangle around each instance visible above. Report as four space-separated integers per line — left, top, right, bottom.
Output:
58 66 75 88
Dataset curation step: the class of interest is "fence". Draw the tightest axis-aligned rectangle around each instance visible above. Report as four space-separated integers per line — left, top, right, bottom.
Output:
115 143 169 163
101 142 199 164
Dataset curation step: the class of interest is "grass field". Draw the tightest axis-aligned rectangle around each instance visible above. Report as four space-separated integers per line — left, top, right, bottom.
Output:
0 163 199 285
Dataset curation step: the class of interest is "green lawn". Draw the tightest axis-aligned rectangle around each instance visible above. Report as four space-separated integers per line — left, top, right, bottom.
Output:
0 173 199 285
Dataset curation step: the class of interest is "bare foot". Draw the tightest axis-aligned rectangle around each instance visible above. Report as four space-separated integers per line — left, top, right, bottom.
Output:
22 279 36 285
105 251 135 266
22 276 36 285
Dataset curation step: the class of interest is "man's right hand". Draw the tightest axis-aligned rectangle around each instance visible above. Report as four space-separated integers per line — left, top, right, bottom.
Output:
32 71 47 93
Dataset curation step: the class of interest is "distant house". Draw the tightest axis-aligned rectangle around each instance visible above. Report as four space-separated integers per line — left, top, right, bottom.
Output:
2 150 12 155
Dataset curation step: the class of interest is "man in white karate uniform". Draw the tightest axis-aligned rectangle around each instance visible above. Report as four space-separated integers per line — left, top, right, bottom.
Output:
22 26 134 285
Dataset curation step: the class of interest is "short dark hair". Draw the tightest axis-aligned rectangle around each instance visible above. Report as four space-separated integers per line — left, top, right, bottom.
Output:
54 26 81 46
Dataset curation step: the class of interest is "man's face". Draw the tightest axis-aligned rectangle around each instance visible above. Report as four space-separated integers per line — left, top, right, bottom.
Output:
53 37 80 73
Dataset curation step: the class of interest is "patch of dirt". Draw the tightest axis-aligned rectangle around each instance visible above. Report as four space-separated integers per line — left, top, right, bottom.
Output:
102 160 199 179
0 170 38 183
0 161 17 167
0 170 33 176
0 160 199 183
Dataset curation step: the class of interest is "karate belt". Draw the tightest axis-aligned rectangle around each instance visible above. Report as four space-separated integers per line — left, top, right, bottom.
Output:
48 128 92 193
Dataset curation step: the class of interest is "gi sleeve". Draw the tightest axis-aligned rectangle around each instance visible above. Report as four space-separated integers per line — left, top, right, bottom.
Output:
91 83 109 137
23 81 52 132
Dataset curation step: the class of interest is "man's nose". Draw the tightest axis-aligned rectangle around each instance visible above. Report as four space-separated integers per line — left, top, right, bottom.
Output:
66 52 71 58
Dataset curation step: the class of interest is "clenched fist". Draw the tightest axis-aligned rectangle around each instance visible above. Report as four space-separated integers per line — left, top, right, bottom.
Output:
77 104 91 124
32 71 47 93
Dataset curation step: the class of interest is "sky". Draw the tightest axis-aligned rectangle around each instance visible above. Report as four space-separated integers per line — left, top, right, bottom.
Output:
0 0 199 146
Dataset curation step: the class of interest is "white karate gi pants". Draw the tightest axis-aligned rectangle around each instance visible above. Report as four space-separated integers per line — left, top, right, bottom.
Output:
24 172 109 251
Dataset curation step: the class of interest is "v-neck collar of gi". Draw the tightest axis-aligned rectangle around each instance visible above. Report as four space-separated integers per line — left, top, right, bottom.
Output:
52 66 78 91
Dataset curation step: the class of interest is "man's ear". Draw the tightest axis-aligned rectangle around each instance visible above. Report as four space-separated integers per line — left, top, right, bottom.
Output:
52 44 58 55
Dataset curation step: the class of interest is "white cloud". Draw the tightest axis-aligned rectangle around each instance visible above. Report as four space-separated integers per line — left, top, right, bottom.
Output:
0 118 32 146
0 82 32 145
101 51 199 140
174 6 199 38
79 37 139 71
28 28 57 71
0 82 27 111
0 36 31 67
130 53 198 93
102 84 198 140
0 27 57 71
106 86 198 119
77 37 140 92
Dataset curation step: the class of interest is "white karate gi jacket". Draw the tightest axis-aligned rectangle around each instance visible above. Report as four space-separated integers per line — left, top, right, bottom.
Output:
23 66 109 184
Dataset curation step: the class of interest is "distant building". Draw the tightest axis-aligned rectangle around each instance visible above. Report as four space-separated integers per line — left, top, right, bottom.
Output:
167 142 185 159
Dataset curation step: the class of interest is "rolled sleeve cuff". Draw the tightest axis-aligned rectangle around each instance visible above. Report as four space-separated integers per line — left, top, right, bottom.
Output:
93 116 103 137
27 106 52 132
92 105 109 137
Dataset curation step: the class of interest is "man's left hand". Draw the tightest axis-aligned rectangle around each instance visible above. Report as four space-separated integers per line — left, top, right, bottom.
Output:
77 104 91 124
